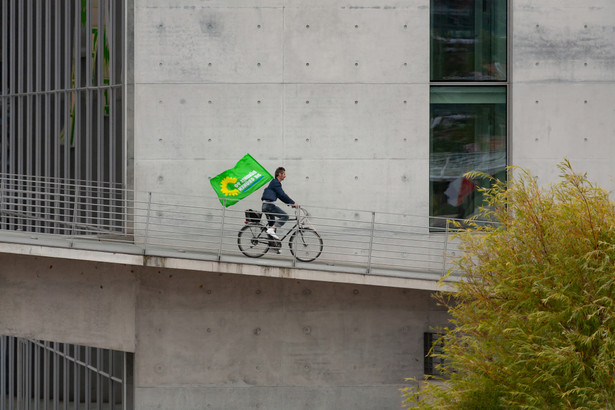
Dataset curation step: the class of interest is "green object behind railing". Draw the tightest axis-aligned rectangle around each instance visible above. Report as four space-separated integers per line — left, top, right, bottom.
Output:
62 1 112 146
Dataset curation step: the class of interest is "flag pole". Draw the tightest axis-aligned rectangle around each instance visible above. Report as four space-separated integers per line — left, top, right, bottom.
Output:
218 198 226 261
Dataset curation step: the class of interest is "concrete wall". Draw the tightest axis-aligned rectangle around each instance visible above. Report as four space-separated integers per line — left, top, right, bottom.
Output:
135 266 448 409
133 0 430 217
133 0 615 213
0 254 137 352
0 254 449 409
512 0 615 190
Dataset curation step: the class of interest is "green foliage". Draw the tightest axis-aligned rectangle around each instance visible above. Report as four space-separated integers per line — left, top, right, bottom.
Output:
402 160 615 409
62 2 111 146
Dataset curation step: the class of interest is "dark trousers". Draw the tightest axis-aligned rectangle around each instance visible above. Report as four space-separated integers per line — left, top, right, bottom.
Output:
262 203 289 228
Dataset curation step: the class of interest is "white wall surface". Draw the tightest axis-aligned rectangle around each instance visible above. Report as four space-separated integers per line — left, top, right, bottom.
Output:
512 1 615 190
134 266 448 410
0 254 137 352
134 0 615 218
133 0 431 218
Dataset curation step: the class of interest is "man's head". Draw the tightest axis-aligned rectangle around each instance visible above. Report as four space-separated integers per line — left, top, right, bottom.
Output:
275 167 286 181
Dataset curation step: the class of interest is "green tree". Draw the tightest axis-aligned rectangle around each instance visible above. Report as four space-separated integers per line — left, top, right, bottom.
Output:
403 161 615 409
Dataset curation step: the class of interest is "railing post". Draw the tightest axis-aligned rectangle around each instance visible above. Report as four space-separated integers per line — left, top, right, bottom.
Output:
0 336 5 409
443 219 450 276
143 192 152 255
0 175 5 228
71 186 81 236
123 351 128 410
123 351 134 410
366 211 376 274
16 339 23 410
292 207 300 268
217 199 226 261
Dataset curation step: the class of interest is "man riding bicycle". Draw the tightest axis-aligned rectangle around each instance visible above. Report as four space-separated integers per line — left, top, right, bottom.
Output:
261 167 299 240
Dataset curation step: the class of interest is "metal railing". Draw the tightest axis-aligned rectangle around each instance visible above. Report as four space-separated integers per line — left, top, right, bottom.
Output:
0 173 466 281
0 335 132 410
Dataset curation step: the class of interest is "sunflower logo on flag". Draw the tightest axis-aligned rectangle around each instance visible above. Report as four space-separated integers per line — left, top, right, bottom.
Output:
220 176 240 196
210 154 273 207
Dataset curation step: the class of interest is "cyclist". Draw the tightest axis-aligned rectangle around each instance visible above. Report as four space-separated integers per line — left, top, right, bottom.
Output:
261 167 299 240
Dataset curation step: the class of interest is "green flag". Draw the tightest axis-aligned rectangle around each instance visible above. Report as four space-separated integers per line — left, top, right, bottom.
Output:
210 154 273 207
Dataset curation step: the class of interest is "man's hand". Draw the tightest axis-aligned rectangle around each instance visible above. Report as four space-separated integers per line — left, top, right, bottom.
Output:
292 203 299 209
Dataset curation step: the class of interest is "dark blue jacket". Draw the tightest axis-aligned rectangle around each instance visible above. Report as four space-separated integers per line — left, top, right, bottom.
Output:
261 178 294 204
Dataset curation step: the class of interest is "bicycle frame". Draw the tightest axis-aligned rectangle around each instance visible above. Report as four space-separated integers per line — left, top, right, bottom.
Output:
238 207 323 262
259 207 308 236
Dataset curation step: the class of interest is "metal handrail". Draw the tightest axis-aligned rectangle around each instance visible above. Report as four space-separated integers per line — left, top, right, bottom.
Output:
0 173 471 280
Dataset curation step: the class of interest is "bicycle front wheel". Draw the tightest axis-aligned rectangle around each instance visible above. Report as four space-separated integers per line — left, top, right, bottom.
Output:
289 228 323 262
237 225 269 258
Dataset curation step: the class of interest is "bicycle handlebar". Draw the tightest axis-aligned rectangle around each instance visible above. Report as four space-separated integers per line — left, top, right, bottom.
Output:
293 205 309 217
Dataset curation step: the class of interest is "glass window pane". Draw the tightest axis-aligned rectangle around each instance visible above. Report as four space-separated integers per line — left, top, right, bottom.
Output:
430 86 507 227
431 0 507 81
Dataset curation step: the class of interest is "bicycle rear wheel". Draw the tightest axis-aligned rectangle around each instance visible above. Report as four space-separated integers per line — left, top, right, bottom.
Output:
237 225 269 258
289 227 323 262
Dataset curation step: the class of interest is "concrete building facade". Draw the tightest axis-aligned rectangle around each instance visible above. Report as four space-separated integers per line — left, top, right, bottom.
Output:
1 252 448 409
1 0 614 409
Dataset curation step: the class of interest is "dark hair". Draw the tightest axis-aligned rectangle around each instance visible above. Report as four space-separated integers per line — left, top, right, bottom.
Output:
275 167 285 178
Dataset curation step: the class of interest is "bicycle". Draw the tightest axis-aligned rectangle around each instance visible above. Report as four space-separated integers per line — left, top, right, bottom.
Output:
237 207 323 262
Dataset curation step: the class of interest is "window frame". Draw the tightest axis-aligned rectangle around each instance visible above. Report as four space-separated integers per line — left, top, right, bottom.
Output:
429 0 510 227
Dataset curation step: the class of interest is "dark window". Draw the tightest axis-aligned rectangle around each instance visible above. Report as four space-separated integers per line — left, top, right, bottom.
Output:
430 86 506 228
431 0 507 81
430 0 507 228
424 332 446 377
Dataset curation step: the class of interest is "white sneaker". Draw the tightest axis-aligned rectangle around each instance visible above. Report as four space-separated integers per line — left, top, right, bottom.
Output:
266 227 279 240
